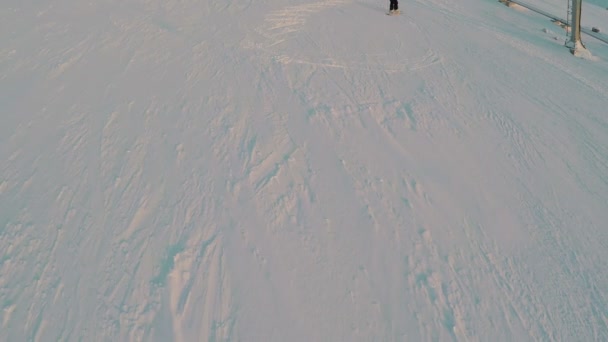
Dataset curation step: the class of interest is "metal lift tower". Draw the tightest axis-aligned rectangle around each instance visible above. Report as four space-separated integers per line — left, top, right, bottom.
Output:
565 0 587 55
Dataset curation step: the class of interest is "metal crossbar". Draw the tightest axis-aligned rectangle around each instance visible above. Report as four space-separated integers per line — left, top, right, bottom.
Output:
507 0 608 44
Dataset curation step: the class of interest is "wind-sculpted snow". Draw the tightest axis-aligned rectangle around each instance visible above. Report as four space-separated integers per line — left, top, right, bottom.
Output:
1 0 608 340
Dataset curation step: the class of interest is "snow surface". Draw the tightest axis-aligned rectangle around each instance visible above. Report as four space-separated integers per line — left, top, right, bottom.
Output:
2 0 608 340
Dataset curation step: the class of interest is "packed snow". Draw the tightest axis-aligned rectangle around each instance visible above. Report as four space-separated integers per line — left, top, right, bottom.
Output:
1 0 608 340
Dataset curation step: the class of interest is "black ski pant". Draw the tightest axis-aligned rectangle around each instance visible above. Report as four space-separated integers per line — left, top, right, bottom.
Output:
390 0 398 10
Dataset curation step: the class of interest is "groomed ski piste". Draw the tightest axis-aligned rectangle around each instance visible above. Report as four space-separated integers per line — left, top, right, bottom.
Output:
1 0 608 340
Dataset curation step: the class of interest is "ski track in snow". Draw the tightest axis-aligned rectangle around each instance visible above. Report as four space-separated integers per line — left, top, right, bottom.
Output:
1 0 608 340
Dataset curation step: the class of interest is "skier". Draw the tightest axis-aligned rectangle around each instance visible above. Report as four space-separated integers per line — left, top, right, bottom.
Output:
389 0 399 14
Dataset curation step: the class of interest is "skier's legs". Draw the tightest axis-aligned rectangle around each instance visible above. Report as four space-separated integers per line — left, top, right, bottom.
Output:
389 0 398 11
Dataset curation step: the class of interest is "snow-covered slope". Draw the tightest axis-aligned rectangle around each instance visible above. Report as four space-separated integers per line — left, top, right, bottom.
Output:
2 0 608 340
